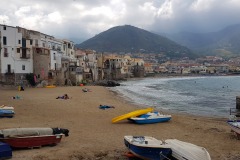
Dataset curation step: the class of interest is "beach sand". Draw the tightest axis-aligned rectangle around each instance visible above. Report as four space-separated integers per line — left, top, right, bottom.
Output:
0 86 239 160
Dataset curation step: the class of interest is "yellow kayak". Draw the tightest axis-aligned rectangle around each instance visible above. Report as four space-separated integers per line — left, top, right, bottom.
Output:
112 108 153 123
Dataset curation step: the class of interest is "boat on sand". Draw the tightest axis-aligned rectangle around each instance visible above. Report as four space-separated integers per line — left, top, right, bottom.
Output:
124 135 172 160
128 111 171 124
0 105 14 111
0 110 14 118
124 136 211 160
0 128 69 148
112 108 153 123
227 119 240 139
165 139 211 160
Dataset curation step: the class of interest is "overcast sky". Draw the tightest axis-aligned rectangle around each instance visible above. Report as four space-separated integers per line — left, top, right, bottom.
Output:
0 0 240 43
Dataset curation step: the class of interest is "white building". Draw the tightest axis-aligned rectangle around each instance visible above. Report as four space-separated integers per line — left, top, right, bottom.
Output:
0 24 76 86
0 25 33 84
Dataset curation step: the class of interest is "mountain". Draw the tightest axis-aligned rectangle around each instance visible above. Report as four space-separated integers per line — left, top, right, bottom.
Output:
76 25 196 58
167 24 240 57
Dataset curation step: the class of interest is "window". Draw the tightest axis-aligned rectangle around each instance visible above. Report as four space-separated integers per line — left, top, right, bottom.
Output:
7 64 11 73
3 36 7 45
35 39 38 46
22 65 25 70
3 26 6 30
30 40 33 45
17 48 20 53
4 48 8 57
18 40 21 44
53 53 56 60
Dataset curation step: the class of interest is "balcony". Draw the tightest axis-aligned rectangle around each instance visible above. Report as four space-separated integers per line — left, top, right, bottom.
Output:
20 53 30 59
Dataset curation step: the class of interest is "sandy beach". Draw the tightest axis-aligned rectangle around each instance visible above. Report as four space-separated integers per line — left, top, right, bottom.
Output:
0 86 240 160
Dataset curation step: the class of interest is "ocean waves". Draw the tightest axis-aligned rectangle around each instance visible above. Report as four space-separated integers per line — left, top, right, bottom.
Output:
111 76 240 117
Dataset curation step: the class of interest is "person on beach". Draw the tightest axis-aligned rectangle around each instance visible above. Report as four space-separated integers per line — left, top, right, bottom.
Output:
99 104 115 109
56 94 69 100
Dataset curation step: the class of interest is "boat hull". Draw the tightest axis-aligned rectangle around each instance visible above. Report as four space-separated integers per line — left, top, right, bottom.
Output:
124 136 172 160
130 117 171 124
165 139 211 160
129 112 171 124
0 134 63 148
0 110 14 118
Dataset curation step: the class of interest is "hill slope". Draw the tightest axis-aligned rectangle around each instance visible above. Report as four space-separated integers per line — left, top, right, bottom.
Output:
167 24 240 57
76 25 195 58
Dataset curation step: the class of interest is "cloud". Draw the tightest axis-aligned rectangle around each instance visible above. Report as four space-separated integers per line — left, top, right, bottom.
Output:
0 0 239 43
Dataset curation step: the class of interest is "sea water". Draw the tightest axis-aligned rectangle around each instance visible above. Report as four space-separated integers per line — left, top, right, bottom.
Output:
111 76 240 117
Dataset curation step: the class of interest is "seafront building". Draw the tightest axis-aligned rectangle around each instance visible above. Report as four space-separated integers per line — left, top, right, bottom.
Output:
0 24 76 86
0 24 144 85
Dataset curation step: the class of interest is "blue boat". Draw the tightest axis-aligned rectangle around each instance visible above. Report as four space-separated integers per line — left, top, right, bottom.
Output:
0 142 12 159
124 136 172 160
129 112 171 124
0 110 14 118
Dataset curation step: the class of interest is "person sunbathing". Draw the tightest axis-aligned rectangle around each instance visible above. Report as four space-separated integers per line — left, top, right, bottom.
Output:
56 94 69 100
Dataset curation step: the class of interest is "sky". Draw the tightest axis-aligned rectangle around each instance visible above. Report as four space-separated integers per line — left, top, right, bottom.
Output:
0 0 240 43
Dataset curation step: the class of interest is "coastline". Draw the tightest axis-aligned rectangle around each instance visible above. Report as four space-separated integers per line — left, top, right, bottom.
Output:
0 86 239 160
114 75 240 118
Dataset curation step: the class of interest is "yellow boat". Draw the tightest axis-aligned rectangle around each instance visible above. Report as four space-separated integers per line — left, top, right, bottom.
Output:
111 108 153 123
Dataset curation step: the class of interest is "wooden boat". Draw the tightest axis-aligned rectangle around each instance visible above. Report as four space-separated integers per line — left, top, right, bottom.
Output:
227 120 240 138
0 110 14 118
0 128 69 148
112 108 153 123
129 111 171 124
165 139 211 160
124 136 172 160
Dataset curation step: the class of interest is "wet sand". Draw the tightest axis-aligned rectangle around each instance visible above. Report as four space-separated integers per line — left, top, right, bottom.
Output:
0 86 239 160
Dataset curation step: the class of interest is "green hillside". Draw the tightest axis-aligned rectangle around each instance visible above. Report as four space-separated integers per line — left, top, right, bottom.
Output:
76 25 196 58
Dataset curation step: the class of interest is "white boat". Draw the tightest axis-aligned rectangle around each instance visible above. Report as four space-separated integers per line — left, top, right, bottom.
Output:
165 139 211 160
129 112 171 124
0 105 14 111
227 120 240 139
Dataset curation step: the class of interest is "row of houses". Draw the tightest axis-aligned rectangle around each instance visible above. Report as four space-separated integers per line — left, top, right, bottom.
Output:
0 24 145 86
1 24 236 86
144 61 230 75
